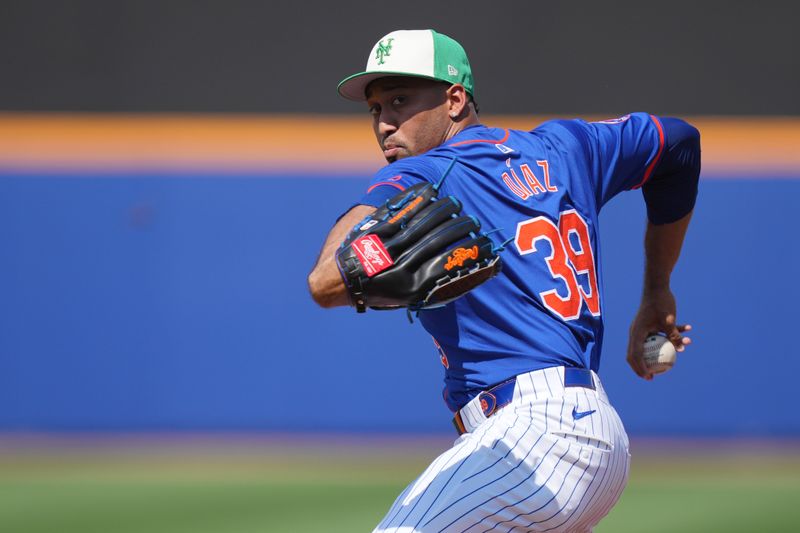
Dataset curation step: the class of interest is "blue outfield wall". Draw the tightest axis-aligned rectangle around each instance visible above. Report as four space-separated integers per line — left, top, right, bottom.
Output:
0 173 798 436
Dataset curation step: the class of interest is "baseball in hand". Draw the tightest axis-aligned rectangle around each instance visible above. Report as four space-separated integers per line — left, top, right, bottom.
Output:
642 334 677 375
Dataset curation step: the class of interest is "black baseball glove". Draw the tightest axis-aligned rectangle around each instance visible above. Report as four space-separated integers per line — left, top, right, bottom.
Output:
336 182 503 313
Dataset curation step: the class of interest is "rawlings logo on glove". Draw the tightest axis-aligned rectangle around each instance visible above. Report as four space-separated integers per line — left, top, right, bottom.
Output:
335 179 505 314
445 246 479 271
351 235 393 277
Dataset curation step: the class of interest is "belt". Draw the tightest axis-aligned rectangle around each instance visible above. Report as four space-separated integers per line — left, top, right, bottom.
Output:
452 367 596 436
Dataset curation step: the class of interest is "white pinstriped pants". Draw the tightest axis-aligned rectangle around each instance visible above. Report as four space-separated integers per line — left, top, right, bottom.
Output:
374 366 630 533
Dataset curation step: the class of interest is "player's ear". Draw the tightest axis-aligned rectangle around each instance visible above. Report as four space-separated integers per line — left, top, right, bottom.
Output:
446 84 469 121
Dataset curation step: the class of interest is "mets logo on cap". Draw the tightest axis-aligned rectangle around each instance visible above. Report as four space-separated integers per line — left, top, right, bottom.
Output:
375 38 393 65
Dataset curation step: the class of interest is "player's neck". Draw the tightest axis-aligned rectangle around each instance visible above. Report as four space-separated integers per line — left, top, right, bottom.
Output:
444 114 481 144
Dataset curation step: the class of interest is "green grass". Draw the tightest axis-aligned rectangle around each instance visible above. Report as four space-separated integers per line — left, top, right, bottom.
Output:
1 438 799 532
597 453 800 533
1 481 399 533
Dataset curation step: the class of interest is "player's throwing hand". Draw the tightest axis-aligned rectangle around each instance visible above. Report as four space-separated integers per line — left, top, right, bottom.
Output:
627 285 692 380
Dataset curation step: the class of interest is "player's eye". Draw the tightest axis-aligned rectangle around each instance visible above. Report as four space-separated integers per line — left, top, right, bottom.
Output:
368 104 381 117
392 96 406 106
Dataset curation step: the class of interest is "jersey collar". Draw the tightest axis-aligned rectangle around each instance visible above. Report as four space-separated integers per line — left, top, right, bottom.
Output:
446 124 510 147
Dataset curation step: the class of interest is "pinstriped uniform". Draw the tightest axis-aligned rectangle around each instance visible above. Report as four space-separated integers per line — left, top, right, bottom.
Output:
374 367 629 532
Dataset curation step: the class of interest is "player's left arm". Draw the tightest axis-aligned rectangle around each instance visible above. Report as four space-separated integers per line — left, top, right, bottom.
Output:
307 163 421 308
626 118 701 380
308 204 377 308
307 159 438 309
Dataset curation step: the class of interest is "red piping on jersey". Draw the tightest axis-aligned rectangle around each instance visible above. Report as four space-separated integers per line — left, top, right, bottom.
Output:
367 181 405 193
632 115 666 190
450 128 510 147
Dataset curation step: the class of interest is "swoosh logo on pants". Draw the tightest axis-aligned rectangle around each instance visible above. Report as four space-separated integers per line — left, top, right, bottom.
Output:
572 406 596 420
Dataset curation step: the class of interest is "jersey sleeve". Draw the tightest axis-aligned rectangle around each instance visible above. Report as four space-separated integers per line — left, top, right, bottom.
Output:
354 156 442 207
545 112 666 209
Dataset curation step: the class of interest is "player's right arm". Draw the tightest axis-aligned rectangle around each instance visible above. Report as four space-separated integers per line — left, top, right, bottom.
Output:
626 212 694 379
625 118 700 379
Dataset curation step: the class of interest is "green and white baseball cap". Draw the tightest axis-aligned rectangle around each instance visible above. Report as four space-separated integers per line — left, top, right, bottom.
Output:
338 29 475 101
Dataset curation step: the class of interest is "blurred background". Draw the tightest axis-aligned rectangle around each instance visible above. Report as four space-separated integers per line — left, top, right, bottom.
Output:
1 1 798 532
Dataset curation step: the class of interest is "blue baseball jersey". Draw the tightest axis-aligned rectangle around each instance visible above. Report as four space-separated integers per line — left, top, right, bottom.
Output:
357 112 666 411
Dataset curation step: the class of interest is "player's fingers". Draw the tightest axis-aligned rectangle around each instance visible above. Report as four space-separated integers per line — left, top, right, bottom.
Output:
625 343 646 378
626 324 653 380
635 364 654 381
626 354 650 379
663 315 688 352
631 358 654 380
677 325 692 349
667 330 686 352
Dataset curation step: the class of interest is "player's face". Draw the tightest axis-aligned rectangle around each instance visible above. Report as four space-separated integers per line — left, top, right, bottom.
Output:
365 77 452 163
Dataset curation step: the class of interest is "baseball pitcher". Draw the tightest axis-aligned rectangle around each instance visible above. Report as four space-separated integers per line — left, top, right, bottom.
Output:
308 30 700 532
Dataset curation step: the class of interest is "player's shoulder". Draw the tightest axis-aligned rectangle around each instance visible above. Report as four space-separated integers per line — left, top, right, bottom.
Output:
533 112 652 134
529 112 655 149
530 116 599 140
520 117 592 153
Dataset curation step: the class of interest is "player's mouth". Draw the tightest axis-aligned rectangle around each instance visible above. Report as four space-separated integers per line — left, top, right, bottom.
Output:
382 143 402 161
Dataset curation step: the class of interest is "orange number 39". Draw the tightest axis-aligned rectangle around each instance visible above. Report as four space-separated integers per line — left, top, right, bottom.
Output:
514 209 600 321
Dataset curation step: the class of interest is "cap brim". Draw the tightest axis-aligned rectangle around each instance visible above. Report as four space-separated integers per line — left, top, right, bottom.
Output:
337 71 448 101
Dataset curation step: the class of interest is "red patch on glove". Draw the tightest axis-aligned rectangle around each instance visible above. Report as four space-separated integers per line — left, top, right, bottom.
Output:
352 235 394 277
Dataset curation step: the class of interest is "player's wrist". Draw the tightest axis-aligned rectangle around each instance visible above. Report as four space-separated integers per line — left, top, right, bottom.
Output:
641 272 673 294
307 262 349 308
642 280 671 294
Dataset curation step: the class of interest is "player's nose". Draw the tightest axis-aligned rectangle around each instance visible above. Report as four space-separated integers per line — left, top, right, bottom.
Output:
377 117 397 140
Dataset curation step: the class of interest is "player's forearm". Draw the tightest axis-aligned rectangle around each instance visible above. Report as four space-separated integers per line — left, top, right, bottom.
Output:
642 211 692 291
308 236 352 308
308 261 349 308
308 204 376 308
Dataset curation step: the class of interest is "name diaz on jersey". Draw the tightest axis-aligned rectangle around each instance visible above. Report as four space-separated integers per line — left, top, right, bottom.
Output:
500 158 559 200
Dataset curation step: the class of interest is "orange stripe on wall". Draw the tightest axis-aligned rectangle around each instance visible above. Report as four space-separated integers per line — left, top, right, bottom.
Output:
0 113 798 176
0 114 385 174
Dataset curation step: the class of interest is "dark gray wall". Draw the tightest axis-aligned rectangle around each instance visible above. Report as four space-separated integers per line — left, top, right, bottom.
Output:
1 0 797 115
